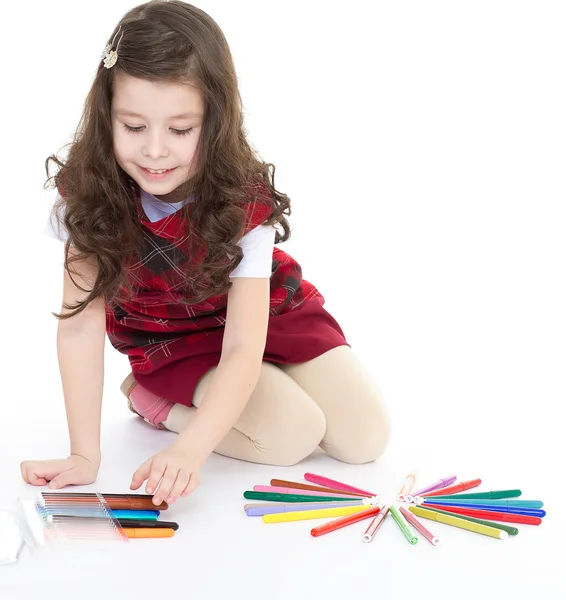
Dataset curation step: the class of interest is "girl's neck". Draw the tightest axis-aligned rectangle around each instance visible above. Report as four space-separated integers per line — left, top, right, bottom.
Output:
141 189 190 205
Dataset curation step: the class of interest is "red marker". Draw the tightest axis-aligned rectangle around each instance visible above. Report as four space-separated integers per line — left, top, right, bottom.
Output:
423 503 541 525
420 479 482 498
310 506 381 537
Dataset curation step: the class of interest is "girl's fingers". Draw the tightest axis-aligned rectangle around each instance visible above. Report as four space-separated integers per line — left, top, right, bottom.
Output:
48 469 78 490
146 460 167 498
153 466 178 505
131 458 152 490
28 472 48 486
180 472 200 498
166 470 191 504
26 462 65 486
23 461 62 481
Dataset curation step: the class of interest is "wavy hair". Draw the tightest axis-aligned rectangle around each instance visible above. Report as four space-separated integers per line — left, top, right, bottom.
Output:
45 0 291 319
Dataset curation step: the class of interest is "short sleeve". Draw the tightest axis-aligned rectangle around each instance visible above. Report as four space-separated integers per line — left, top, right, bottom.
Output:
229 224 275 278
44 195 69 243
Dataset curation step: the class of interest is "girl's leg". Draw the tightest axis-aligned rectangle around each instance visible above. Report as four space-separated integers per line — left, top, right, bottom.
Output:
121 362 327 466
279 345 391 464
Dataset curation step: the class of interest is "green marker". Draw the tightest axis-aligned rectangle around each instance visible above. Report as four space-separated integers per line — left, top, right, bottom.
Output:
427 489 521 501
243 491 366 503
417 505 519 536
389 505 418 544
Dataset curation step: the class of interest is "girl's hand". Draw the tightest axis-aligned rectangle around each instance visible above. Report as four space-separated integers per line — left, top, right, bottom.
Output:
130 441 205 506
20 454 100 489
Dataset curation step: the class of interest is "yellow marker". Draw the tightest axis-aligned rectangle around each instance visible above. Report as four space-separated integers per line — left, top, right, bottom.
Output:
262 504 371 523
409 506 508 540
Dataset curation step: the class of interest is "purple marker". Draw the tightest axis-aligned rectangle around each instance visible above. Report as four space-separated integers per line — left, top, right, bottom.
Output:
412 475 457 497
246 500 366 516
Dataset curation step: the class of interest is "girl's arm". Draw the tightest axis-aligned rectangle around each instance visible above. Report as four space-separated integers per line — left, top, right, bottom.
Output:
175 276 270 459
57 245 106 465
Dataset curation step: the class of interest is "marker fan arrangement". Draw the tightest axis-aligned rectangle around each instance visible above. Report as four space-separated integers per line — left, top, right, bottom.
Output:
242 472 545 544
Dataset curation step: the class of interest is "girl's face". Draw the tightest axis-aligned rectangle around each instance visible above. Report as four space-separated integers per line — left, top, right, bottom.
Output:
111 72 204 203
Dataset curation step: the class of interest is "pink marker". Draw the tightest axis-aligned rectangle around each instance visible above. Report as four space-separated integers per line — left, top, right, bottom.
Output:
252 485 374 501
304 472 377 497
399 506 439 546
412 475 457 497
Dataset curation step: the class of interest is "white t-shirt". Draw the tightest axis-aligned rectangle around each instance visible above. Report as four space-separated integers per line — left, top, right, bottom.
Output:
44 189 275 278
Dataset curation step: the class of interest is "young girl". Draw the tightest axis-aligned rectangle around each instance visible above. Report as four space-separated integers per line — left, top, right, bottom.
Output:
20 0 391 507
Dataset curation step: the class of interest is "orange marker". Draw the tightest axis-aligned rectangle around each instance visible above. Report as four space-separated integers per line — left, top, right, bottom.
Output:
310 506 380 537
398 473 416 502
123 528 175 538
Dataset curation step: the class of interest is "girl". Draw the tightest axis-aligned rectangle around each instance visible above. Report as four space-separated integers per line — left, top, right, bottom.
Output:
20 0 391 507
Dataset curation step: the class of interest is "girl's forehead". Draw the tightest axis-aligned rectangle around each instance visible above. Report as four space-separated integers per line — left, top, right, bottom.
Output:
112 73 204 116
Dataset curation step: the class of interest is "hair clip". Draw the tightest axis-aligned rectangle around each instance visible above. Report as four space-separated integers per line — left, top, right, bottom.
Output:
101 26 124 69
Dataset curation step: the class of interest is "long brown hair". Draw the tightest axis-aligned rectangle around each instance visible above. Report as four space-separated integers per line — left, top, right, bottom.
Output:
45 0 291 319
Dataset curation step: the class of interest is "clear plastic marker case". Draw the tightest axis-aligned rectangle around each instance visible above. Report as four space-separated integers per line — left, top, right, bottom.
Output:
1 493 127 565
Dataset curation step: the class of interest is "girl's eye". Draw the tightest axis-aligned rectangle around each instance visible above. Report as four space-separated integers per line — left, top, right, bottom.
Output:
122 124 193 136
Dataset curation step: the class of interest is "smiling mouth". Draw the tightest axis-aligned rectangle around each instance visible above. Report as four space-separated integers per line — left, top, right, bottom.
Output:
142 167 176 174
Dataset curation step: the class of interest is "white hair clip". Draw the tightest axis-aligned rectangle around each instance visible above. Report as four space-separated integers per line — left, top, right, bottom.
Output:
101 26 124 69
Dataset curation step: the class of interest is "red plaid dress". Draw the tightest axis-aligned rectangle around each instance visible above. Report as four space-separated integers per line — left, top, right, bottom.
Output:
105 182 349 405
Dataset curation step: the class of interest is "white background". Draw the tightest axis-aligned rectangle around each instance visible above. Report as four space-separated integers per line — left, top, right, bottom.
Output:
1 1 564 598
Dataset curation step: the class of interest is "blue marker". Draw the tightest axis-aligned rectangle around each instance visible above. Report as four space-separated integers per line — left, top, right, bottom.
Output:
423 498 543 509
425 502 545 517
110 510 160 520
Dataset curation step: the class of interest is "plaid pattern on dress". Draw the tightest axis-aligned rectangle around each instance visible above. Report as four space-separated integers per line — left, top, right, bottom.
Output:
105 181 323 375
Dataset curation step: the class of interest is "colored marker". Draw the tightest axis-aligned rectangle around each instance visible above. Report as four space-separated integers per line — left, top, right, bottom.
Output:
416 506 519 536
263 504 370 523
243 502 286 510
422 503 541 525
399 507 439 545
253 485 372 501
398 473 416 502
48 516 179 530
362 505 389 543
41 493 157 500
422 502 545 517
389 506 419 545
123 528 175 538
110 510 160 520
36 504 160 520
389 505 418 545
270 479 369 497
246 501 366 516
409 505 508 540
303 472 377 497
425 489 522 500
423 498 541 509
118 519 178 530
39 494 168 511
311 506 381 537
420 479 482 498
243 491 377 504
412 475 457 497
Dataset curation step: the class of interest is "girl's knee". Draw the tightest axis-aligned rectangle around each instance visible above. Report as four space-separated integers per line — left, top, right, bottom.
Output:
263 399 327 467
323 399 392 464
